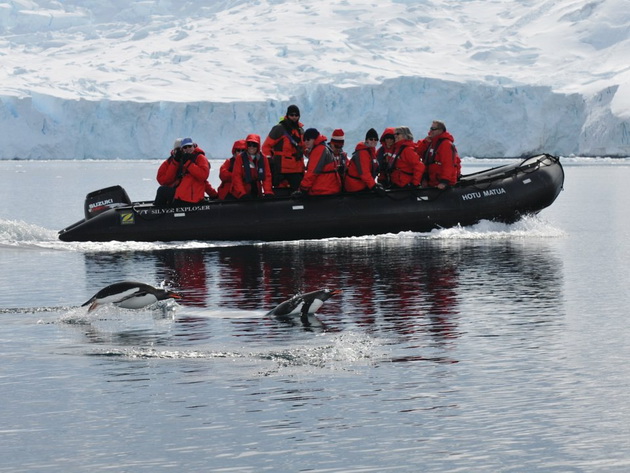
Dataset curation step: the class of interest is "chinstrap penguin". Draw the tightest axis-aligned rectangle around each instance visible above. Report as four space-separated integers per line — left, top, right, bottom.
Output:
82 281 181 312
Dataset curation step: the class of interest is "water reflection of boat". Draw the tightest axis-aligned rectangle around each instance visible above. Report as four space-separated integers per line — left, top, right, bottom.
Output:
78 238 564 345
59 154 564 242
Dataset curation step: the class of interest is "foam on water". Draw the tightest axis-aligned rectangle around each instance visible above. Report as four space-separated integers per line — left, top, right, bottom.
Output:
81 331 379 373
1 214 565 251
0 218 59 246
426 215 567 240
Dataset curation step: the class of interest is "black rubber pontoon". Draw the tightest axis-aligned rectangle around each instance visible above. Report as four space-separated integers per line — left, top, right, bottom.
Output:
58 154 564 243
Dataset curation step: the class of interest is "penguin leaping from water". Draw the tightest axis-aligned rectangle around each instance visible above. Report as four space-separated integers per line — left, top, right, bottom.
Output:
82 281 181 312
266 289 342 326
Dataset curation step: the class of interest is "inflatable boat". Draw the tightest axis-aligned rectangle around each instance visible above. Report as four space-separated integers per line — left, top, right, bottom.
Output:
58 154 564 243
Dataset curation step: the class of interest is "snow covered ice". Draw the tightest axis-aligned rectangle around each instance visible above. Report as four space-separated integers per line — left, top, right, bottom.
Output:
0 0 628 159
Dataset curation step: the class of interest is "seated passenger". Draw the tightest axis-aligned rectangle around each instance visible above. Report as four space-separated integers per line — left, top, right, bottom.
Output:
329 128 348 177
420 120 461 189
376 127 396 186
344 128 381 192
380 127 424 188
217 139 246 200
154 137 210 206
297 128 342 196
228 134 274 199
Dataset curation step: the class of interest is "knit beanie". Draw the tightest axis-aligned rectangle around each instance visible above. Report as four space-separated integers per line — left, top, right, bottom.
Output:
286 104 300 116
365 128 379 141
303 128 320 141
330 129 345 142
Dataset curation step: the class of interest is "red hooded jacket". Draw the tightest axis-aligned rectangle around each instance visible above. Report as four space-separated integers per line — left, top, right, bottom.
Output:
300 135 342 195
230 134 274 199
157 146 210 203
344 142 379 192
262 117 305 174
217 139 247 200
421 131 460 186
385 139 424 187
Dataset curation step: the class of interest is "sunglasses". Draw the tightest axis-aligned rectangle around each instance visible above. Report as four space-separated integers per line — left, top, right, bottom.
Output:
247 143 258 147
183 145 194 149
367 138 379 141
288 113 300 117
430 127 440 131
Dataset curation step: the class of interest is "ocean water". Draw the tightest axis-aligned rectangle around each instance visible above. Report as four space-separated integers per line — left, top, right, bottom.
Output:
1 158 629 472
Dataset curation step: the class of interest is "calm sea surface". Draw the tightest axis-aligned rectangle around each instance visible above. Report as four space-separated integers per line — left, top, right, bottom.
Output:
1 158 629 472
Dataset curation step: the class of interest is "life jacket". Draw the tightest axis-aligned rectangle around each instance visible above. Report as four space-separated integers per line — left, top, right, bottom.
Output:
241 152 268 183
346 148 379 180
424 138 461 180
386 145 412 175
271 122 304 160
301 140 342 195
313 143 341 175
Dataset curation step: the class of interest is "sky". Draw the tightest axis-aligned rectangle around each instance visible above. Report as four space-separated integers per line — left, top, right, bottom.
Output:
1 0 629 158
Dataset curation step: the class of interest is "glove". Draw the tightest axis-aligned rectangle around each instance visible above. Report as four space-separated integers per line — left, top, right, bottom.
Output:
172 150 184 162
373 183 387 197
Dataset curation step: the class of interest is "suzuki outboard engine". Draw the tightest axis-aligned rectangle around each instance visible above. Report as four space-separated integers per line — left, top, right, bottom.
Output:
84 185 131 220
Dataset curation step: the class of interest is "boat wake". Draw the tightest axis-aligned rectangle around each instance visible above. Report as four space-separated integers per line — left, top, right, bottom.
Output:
425 215 566 240
1 214 564 252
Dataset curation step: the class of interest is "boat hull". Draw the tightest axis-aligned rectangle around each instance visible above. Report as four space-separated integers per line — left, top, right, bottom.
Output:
58 154 564 242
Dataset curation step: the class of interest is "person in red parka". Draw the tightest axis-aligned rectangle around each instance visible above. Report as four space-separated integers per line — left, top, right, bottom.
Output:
376 127 396 186
217 139 247 200
344 128 381 192
328 128 349 177
381 127 424 188
262 104 305 193
228 134 274 199
297 128 342 196
420 120 461 189
154 137 210 206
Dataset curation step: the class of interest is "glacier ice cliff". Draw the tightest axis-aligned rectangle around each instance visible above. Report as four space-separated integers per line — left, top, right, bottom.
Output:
1 77 628 159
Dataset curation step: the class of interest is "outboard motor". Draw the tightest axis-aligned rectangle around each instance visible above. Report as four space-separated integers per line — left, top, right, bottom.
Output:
84 185 131 220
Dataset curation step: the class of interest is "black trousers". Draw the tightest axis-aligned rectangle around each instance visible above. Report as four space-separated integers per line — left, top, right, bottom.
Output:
154 186 176 206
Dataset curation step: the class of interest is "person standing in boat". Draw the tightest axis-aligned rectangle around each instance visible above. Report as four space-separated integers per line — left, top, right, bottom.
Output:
419 120 461 190
262 104 305 195
295 128 342 196
217 139 247 200
380 127 424 188
227 134 274 199
344 128 381 193
154 137 210 206
328 128 349 178
376 127 396 187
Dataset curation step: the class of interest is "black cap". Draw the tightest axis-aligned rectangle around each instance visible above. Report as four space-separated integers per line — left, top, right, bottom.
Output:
365 128 379 141
303 128 320 141
286 104 300 116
